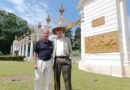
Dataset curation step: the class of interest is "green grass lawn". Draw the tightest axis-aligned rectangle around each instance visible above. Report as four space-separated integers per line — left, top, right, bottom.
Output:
0 61 130 90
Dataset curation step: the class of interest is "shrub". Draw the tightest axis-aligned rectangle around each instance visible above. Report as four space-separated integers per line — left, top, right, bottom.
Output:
0 55 25 61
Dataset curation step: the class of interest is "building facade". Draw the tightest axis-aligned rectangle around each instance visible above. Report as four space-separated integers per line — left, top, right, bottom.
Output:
78 0 130 77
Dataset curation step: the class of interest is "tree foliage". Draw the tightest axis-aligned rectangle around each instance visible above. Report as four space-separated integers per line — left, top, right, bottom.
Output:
0 10 29 54
64 27 81 51
64 28 73 44
73 27 81 50
64 28 73 39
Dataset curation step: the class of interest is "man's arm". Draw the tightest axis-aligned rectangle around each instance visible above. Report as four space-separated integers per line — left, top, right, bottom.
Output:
67 38 72 58
34 51 38 69
33 41 38 69
52 39 56 65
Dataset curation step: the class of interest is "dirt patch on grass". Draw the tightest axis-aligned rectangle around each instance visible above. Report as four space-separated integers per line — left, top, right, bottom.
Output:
0 75 33 82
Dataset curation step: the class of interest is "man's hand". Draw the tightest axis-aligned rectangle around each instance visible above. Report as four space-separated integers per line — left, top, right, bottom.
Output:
34 64 38 69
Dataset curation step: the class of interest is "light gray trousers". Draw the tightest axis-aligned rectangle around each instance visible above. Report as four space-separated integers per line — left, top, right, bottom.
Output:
34 59 52 90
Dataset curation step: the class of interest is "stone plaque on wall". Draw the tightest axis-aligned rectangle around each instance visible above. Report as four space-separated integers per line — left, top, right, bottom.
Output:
85 31 120 53
92 16 105 27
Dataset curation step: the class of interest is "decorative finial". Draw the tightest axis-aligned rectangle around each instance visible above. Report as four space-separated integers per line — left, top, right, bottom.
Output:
59 5 64 15
15 35 18 40
26 31 30 35
37 22 42 29
31 26 34 33
46 15 51 24
20 35 23 40
19 36 23 40
18 37 20 41
23 33 26 37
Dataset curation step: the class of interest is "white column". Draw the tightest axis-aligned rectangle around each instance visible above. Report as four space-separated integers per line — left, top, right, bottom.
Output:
20 44 22 56
18 43 22 56
22 41 25 56
12 44 15 55
18 43 20 56
12 40 15 55
20 43 23 56
29 38 34 60
10 45 13 55
119 0 130 61
36 32 39 41
118 0 130 77
25 42 29 58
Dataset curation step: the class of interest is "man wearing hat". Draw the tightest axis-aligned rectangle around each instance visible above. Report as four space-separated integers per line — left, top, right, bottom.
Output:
52 25 72 90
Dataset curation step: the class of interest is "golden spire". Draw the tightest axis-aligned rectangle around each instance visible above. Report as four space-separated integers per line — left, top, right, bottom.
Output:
18 36 21 40
46 15 51 24
37 22 42 29
23 33 26 37
31 26 34 33
15 35 18 40
26 31 30 35
20 35 23 39
59 5 64 15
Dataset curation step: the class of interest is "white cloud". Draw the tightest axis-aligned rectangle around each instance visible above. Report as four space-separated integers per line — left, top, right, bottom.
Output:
3 7 15 13
6 0 50 26
39 2 48 9
7 0 24 6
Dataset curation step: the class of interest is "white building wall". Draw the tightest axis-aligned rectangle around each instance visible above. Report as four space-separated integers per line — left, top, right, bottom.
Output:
83 0 118 36
81 0 120 63
79 0 130 77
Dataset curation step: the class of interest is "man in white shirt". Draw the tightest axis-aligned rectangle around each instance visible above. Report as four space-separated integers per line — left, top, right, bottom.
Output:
52 26 72 90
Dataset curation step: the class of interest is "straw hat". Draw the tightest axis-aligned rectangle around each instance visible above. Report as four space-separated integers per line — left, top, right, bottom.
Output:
52 25 66 34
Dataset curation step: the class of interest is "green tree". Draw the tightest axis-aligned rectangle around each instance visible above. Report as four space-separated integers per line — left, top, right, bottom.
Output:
64 28 73 38
0 10 29 54
64 28 73 43
73 27 81 50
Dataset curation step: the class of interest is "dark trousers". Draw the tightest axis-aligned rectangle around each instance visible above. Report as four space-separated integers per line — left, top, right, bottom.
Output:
53 56 72 90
